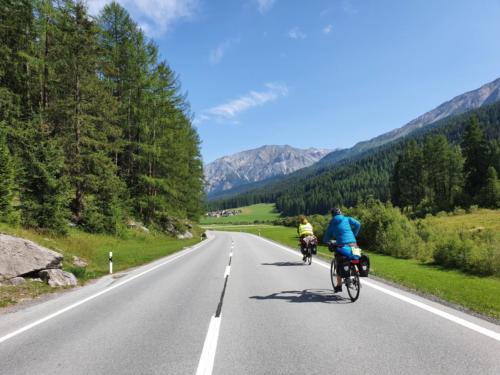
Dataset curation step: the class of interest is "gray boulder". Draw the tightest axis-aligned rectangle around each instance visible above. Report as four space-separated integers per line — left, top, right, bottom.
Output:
39 269 78 287
5 277 26 286
72 256 88 268
0 234 63 281
177 231 193 240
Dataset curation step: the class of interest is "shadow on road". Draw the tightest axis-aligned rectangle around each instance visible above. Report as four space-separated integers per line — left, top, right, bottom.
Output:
249 289 350 304
261 261 306 267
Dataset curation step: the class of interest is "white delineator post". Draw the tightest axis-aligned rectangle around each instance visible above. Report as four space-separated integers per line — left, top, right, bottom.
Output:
109 251 113 274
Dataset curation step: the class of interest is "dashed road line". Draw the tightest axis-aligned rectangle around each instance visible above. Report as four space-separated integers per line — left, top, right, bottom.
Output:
196 244 235 375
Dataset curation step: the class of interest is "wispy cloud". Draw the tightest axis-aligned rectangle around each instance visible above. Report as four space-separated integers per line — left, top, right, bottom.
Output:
197 83 288 123
287 27 307 40
323 24 333 34
341 0 358 14
209 38 240 65
86 0 199 36
256 0 276 13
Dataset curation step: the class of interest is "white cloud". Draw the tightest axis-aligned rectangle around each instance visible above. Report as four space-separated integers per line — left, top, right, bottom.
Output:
86 0 199 36
197 83 288 123
256 0 276 13
209 38 240 65
342 0 358 14
287 27 306 40
323 24 333 34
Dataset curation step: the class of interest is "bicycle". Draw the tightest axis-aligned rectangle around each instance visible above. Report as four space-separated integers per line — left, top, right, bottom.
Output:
299 236 318 265
328 243 361 302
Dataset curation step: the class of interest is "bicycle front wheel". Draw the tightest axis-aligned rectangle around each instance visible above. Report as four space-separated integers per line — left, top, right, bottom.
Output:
330 258 339 289
346 265 360 302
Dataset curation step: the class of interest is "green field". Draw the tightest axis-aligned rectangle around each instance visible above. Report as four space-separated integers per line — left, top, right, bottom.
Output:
200 203 280 224
209 223 500 320
423 209 500 234
0 223 201 307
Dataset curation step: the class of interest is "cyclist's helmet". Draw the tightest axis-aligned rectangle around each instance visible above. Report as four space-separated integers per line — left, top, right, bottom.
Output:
330 207 342 216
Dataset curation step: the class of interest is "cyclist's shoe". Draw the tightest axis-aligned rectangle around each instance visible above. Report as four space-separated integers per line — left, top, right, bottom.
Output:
334 285 343 293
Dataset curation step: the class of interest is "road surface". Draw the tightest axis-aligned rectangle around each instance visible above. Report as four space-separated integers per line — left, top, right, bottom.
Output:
0 231 499 374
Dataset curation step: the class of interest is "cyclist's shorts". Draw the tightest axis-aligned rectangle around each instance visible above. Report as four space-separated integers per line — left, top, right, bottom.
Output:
336 245 360 260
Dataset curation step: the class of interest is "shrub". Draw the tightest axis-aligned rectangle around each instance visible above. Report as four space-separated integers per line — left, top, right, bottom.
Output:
433 229 499 276
350 198 425 259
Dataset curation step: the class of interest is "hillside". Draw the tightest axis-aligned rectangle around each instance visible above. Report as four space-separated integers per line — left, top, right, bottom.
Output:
208 101 500 215
208 77 500 203
204 145 331 196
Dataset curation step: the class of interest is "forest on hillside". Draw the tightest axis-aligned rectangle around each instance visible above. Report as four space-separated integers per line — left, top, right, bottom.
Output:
208 102 500 216
0 0 204 234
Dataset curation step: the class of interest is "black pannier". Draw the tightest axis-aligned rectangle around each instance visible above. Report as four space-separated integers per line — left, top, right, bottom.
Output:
359 254 370 277
336 255 351 278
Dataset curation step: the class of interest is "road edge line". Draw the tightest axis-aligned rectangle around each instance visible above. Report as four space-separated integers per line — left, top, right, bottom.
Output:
251 234 500 342
0 238 212 345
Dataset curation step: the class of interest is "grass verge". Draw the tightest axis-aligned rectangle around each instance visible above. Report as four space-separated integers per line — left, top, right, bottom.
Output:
0 223 201 308
207 224 500 320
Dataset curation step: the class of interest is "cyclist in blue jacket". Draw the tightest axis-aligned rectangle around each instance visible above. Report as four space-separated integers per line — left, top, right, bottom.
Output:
323 207 361 292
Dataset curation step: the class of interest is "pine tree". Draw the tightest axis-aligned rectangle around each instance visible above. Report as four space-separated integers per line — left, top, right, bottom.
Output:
0 127 15 221
462 116 490 202
391 140 425 209
422 135 463 212
20 126 70 234
479 166 500 208
47 1 124 231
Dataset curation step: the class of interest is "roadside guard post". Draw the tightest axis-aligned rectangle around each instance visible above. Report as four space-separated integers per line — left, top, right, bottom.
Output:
109 251 113 274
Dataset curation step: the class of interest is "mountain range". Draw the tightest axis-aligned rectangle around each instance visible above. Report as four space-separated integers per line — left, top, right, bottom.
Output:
206 76 500 203
204 145 331 195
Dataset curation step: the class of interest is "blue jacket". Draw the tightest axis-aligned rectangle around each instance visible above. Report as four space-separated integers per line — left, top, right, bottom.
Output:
323 215 361 245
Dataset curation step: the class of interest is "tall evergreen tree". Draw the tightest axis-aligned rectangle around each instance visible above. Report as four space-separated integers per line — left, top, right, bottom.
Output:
46 0 124 230
423 135 463 211
391 139 425 209
0 127 15 221
479 166 500 208
462 116 490 202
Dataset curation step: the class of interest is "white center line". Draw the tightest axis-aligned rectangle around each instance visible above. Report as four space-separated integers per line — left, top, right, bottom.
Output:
0 239 212 345
254 235 500 342
196 315 222 375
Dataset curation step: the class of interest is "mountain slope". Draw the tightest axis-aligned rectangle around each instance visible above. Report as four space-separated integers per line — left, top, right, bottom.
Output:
209 77 500 202
320 77 500 165
207 101 500 214
204 145 331 196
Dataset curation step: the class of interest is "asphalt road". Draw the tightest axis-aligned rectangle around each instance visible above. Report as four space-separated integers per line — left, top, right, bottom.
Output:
0 231 499 375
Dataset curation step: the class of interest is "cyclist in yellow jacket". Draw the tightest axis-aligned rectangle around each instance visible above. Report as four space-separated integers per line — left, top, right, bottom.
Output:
298 217 315 261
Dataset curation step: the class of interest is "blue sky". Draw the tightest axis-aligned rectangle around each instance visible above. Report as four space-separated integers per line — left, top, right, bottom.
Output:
88 0 500 163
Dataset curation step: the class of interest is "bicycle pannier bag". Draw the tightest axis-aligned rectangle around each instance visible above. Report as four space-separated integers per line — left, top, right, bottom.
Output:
359 254 370 277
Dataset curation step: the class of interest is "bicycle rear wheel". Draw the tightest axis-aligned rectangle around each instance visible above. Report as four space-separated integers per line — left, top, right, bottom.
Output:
307 248 312 265
346 265 360 302
330 258 339 289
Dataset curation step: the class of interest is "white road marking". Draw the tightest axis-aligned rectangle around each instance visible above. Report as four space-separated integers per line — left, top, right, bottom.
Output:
196 315 222 375
0 239 212 345
255 235 500 342
224 266 231 278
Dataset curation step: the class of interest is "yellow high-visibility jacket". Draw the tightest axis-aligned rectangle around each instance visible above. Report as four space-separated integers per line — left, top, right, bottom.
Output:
298 223 314 237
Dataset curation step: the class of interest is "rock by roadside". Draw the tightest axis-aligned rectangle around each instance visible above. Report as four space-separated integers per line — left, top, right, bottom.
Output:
0 234 63 281
177 231 193 240
72 256 88 268
3 277 27 286
0 233 78 288
39 269 78 287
